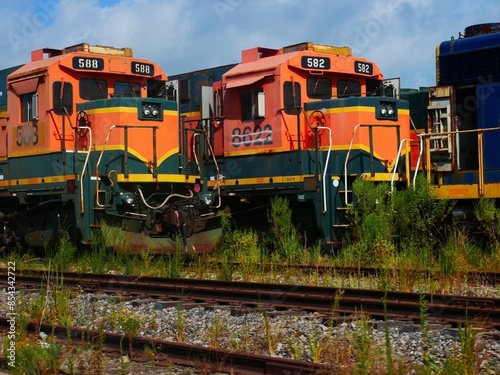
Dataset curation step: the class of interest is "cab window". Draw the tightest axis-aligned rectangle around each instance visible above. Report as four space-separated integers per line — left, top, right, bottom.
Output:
241 89 264 121
114 81 141 97
283 81 301 115
80 78 108 100
21 92 38 122
337 80 361 98
52 82 73 115
307 77 331 99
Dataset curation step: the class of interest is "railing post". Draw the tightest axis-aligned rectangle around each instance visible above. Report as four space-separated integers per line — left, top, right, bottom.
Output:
425 135 431 182
369 125 374 177
153 127 158 178
124 126 129 178
478 132 484 196
405 139 410 187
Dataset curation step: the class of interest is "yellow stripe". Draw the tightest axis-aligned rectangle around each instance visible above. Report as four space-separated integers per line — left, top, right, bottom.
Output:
359 173 397 181
320 107 410 115
87 107 136 114
0 175 75 187
323 106 374 114
224 143 408 170
117 173 200 184
208 174 313 187
83 107 176 117
181 111 201 118
91 144 179 165
431 183 500 200
9 148 52 157
224 147 283 157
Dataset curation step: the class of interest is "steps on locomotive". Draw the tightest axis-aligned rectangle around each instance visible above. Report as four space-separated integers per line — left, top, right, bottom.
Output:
331 174 356 242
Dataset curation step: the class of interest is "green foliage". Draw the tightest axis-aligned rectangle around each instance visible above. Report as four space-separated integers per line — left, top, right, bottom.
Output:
392 175 454 249
165 244 186 278
345 176 454 266
352 313 374 375
14 342 62 375
419 295 438 373
473 198 500 247
46 235 77 272
268 196 303 262
217 207 264 279
52 287 74 327
88 230 115 274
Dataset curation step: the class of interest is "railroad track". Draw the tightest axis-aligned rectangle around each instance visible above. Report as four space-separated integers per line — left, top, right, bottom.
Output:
3 270 500 372
3 270 500 329
208 263 500 286
0 317 334 374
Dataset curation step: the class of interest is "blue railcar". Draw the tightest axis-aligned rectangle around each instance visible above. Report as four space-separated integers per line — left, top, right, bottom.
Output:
410 23 500 218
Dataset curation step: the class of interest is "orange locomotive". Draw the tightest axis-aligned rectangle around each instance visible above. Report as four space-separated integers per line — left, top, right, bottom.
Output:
0 43 221 253
171 42 411 246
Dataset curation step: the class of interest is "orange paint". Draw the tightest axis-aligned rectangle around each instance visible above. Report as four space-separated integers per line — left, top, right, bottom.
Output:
6 44 168 164
218 42 409 166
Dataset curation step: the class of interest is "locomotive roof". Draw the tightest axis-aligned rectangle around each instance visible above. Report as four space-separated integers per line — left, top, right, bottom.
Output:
224 53 292 79
7 49 167 82
7 53 66 81
223 48 382 86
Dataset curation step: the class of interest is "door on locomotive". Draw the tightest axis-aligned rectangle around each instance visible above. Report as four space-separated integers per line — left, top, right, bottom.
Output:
202 42 411 246
1 43 221 253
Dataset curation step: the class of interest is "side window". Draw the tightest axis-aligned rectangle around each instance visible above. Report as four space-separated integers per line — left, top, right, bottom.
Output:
53 82 73 115
307 77 332 99
241 89 264 122
80 78 108 100
179 79 189 102
283 81 301 115
20 93 38 122
114 81 141 97
337 80 361 98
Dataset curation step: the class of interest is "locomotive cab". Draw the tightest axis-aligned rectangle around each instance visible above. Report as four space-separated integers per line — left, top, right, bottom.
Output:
200 42 411 245
0 43 221 253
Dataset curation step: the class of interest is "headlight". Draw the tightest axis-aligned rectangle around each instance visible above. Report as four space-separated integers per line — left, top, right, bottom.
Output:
139 102 163 121
151 105 159 116
201 193 213 206
121 192 135 205
376 101 398 120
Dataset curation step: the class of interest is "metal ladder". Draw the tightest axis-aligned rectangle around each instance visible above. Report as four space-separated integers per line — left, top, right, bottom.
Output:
428 100 452 171
428 102 452 153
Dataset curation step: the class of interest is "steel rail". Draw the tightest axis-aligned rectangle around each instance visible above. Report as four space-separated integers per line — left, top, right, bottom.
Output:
3 270 500 329
0 317 334 374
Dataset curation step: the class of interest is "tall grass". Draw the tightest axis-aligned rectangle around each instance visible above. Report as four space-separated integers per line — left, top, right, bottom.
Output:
339 176 462 279
268 196 304 262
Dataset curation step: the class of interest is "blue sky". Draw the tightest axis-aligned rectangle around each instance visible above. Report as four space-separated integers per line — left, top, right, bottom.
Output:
1 0 499 89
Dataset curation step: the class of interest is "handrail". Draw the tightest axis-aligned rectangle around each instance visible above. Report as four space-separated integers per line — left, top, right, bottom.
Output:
192 132 201 175
390 138 411 194
298 107 332 214
95 125 117 208
201 120 223 208
181 117 225 208
78 127 92 215
344 123 402 205
421 126 500 197
412 133 424 189
344 124 361 206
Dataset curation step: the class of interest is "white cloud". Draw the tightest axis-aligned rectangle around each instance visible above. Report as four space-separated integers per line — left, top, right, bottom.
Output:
1 0 498 90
